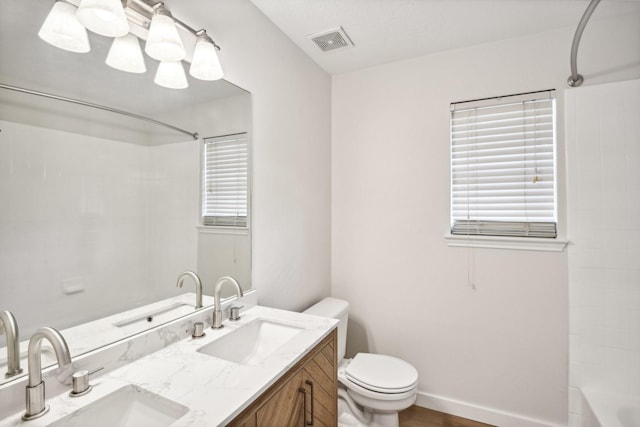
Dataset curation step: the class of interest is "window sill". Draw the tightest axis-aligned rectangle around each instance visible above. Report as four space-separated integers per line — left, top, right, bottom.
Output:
445 234 568 252
197 225 249 236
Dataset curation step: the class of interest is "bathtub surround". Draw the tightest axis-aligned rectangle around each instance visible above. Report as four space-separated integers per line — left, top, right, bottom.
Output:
331 11 640 427
0 120 199 339
580 389 640 427
566 79 640 426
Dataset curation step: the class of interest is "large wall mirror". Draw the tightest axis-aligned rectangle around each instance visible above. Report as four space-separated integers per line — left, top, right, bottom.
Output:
0 0 252 385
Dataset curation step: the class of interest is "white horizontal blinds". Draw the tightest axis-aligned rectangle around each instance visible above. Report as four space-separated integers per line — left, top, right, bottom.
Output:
203 134 249 227
450 90 557 238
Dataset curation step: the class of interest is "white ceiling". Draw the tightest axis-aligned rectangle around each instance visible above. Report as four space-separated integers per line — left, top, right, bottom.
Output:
2 0 638 111
249 0 640 75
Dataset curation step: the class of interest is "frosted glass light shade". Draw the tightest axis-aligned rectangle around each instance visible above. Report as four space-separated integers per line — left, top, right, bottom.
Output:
154 61 188 89
189 36 224 81
38 1 90 53
76 0 129 37
106 34 146 73
145 8 186 62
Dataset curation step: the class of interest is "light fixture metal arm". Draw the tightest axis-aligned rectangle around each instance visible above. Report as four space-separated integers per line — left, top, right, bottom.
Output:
128 0 221 51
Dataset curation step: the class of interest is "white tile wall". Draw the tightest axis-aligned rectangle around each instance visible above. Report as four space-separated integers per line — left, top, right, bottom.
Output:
566 79 640 424
147 140 200 298
0 120 198 341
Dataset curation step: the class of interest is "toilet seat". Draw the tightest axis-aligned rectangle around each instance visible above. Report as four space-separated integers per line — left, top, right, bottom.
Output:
344 353 418 394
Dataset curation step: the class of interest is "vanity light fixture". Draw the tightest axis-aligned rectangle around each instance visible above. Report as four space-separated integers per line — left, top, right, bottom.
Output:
144 3 186 62
38 0 91 53
106 33 146 73
154 61 189 89
190 30 224 81
38 0 224 89
76 0 130 38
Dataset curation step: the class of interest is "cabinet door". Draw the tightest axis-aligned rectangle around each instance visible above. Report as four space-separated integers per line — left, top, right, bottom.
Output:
255 371 305 427
300 339 337 427
227 330 338 427
228 411 256 427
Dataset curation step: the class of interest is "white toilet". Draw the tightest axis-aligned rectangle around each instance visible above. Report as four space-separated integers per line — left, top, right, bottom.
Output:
304 297 418 427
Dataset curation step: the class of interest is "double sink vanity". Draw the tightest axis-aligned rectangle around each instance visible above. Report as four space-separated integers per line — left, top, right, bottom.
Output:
0 292 338 426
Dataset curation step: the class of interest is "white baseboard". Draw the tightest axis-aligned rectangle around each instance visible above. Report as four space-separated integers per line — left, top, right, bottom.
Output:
415 391 565 427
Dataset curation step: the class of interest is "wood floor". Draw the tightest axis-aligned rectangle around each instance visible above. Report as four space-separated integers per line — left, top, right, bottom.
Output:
399 405 495 427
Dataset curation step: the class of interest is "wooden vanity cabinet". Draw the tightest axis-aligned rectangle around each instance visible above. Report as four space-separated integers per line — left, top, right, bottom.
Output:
228 329 337 427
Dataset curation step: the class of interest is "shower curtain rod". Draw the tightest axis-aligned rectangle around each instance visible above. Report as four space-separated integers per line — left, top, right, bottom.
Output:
568 0 601 87
0 83 199 140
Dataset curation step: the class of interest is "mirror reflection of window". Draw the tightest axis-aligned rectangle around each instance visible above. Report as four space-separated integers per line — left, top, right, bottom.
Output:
202 133 250 228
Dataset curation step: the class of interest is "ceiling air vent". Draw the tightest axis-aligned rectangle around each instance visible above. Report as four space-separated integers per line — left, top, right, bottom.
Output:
308 27 354 52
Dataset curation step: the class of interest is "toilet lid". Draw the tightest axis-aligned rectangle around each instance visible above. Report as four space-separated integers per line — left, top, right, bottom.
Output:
345 353 418 394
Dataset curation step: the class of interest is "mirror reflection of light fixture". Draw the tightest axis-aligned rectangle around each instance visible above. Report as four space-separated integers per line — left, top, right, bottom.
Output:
106 33 146 73
189 31 223 81
144 4 186 62
38 0 224 90
38 0 91 53
154 61 189 89
76 0 129 38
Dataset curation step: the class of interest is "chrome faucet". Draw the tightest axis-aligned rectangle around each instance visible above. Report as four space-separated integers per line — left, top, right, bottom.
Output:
0 310 23 378
176 271 203 309
212 276 243 329
22 327 71 421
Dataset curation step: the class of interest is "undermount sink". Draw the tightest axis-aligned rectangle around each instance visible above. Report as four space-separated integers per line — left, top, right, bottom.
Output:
112 301 195 334
198 319 304 365
47 385 188 427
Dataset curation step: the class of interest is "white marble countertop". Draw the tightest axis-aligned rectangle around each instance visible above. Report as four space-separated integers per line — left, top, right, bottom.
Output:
0 305 337 427
0 292 213 379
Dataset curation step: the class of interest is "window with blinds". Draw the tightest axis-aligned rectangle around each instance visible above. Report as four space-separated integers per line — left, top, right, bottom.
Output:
450 90 557 238
202 133 249 227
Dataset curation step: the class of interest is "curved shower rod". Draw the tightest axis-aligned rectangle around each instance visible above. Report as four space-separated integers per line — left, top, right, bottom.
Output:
0 83 200 140
568 0 601 87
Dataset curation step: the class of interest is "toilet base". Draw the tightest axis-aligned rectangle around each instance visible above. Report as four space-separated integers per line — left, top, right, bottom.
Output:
337 390 401 427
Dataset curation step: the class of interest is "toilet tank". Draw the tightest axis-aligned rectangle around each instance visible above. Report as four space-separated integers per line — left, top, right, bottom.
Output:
303 297 349 361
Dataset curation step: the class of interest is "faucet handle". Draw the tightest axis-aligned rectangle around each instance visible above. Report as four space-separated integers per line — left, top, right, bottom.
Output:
229 306 244 321
187 322 206 339
70 366 103 397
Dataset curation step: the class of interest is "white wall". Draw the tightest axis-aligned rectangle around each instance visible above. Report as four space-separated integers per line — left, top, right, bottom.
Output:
148 140 200 300
332 12 640 427
566 79 640 427
168 0 333 311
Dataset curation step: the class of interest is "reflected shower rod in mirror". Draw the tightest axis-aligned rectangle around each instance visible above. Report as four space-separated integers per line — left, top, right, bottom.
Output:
39 0 224 89
0 83 200 140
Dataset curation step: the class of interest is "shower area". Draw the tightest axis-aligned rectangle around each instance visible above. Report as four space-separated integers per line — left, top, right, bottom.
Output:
566 78 640 426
